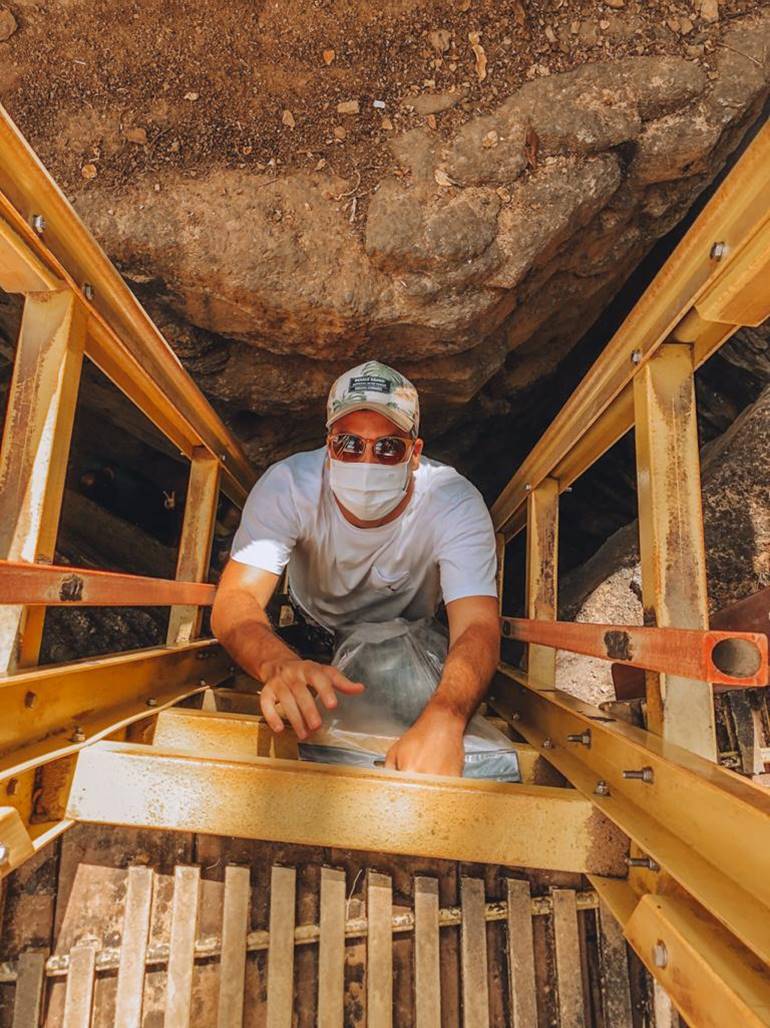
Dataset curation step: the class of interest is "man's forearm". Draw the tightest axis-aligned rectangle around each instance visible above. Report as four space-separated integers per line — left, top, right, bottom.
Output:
425 622 499 726
212 594 298 681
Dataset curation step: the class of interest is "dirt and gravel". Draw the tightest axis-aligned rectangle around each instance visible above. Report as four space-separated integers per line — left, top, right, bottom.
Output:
0 0 759 206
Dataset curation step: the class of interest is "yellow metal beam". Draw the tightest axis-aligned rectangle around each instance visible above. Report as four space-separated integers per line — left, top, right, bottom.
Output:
0 640 228 780
491 121 770 539
0 291 86 670
633 343 715 758
488 667 770 967
66 740 628 874
0 216 61 293
524 478 559 687
0 103 255 505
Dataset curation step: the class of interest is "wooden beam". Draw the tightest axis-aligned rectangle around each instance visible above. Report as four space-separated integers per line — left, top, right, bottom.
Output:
167 450 220 645
0 290 85 670
0 559 215 607
525 478 559 688
633 343 715 759
66 740 627 874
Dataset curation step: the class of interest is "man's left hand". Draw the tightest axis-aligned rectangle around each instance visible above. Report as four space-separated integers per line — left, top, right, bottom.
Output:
384 708 465 776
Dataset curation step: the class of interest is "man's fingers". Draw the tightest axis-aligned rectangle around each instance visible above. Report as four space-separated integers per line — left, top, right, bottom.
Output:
291 683 323 734
304 667 339 710
274 686 309 740
384 743 398 770
259 690 284 734
327 666 366 694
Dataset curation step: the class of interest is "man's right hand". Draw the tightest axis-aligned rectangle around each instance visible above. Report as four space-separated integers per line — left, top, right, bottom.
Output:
257 659 365 740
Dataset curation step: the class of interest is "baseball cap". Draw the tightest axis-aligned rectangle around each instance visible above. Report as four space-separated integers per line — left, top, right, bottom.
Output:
326 360 420 435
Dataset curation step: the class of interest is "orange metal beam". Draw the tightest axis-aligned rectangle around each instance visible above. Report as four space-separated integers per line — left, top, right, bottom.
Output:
500 617 768 688
0 559 215 607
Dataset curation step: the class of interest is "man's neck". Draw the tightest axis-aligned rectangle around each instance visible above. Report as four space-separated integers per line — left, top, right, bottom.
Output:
334 476 415 529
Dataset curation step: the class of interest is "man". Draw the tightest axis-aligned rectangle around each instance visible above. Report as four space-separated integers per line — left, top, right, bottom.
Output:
211 360 500 777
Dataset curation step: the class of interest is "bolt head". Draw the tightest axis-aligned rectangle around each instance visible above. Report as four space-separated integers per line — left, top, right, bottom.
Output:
6 778 18 797
542 738 554 750
524 483 532 492
82 283 94 301
594 779 610 797
71 728 85 743
24 690 37 709
652 940 668 968
710 241 727 261
146 697 158 707
0 843 8 866
31 214 46 234
501 620 511 637
630 348 642 365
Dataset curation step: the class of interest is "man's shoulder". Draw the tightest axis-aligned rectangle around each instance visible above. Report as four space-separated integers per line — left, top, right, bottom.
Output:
418 455 485 505
247 447 325 504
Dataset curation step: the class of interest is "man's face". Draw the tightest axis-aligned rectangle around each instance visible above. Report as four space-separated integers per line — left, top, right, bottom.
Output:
327 410 423 470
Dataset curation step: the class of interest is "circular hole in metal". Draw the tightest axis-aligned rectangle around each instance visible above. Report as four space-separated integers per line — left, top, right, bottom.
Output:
711 638 762 679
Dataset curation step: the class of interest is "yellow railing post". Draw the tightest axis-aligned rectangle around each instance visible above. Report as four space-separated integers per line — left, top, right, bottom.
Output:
166 449 221 646
525 477 559 688
0 290 85 670
633 342 716 760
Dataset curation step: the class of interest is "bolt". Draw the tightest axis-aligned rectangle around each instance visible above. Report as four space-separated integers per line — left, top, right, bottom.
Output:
24 691 37 709
630 348 642 366
652 941 668 968
510 711 521 721
82 283 94 301
567 730 591 747
6 778 18 797
542 738 555 750
710 240 727 261
524 483 532 492
71 727 86 743
199 679 207 687
594 779 610 797
220 453 228 463
501 620 511 637
626 855 660 871
31 213 46 234
228 665 237 674
623 766 654 784
0 843 8 866
146 697 158 708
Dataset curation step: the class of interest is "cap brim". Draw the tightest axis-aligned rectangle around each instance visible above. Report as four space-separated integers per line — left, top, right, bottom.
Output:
326 402 415 434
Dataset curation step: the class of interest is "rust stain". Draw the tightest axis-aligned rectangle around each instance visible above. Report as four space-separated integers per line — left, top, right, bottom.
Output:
604 630 633 662
59 572 83 602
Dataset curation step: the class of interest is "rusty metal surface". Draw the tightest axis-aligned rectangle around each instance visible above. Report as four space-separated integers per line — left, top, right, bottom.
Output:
489 666 770 969
524 478 559 688
66 740 628 875
501 617 768 687
0 559 216 608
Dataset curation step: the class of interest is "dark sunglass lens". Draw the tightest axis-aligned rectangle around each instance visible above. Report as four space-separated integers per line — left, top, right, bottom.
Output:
374 437 407 464
333 434 365 460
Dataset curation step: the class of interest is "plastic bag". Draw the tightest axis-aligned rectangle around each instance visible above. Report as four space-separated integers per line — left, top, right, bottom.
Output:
298 617 520 782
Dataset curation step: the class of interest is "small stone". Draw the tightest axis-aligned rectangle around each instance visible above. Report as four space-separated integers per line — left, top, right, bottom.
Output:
315 158 327 170
373 99 386 109
482 129 498 148
570 20 580 33
81 163 98 180
170 140 180 152
666 17 680 32
381 116 394 130
458 0 471 10
429 28 451 52
0 7 17 40
282 109 296 128
680 16 694 33
605 0 624 6
685 42 705 56
700 0 719 22
426 114 437 130
322 48 335 65
337 99 360 114
184 91 199 101
333 125 346 140
124 126 147 144
496 186 511 202
544 25 557 43
599 19 610 29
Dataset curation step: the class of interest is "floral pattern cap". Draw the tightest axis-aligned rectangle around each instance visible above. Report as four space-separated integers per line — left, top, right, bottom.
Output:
326 360 420 435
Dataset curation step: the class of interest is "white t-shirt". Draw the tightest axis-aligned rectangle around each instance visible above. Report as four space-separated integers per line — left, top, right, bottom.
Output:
231 446 497 631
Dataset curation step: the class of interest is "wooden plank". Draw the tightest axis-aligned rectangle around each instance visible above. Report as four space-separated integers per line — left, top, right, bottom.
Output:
525 478 559 688
495 533 505 615
633 343 715 759
367 871 393 1028
460 878 489 1028
552 889 586 1028
11 949 47 1028
0 806 35 879
216 865 250 1028
317 866 346 1028
0 290 85 671
62 943 96 1028
266 864 296 1028
414 877 441 1028
505 879 537 1028
114 865 153 1028
164 865 201 1028
167 450 220 645
596 900 633 1028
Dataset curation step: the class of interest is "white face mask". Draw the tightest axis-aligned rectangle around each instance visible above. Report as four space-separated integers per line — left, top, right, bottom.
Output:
329 457 411 521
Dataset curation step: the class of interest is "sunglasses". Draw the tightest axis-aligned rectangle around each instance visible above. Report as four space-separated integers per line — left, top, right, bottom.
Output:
328 432 414 465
